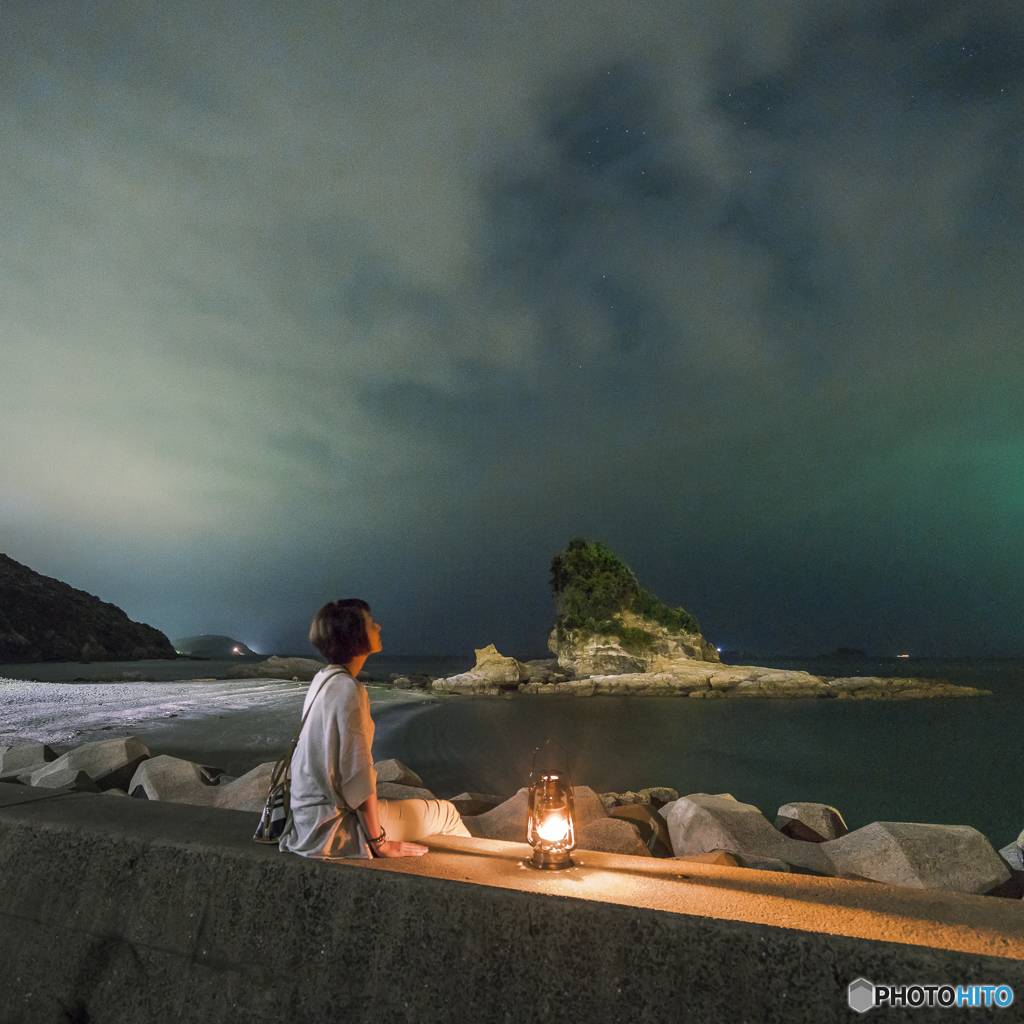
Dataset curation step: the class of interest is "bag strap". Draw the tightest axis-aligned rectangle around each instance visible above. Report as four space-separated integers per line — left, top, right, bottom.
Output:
292 667 345 748
271 667 348 787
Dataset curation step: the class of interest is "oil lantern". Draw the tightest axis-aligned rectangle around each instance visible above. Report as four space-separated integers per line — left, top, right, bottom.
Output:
526 772 576 869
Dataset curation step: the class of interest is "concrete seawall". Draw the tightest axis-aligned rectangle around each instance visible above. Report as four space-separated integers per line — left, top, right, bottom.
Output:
2 782 1023 1024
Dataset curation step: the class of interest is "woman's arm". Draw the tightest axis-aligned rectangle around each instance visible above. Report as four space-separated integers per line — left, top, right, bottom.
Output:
356 792 428 858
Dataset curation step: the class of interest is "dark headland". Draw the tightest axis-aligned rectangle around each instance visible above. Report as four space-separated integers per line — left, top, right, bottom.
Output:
0 553 177 663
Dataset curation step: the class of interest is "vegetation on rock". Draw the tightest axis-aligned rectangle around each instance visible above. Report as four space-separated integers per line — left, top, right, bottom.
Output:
549 538 700 644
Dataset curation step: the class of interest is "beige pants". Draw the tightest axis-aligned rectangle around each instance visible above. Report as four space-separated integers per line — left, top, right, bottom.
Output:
377 798 471 842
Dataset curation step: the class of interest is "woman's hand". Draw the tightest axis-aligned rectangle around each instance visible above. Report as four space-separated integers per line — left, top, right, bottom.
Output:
371 839 428 858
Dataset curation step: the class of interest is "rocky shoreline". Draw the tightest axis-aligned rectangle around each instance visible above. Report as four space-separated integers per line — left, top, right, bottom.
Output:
6 651 988 702
426 648 992 699
2 737 1019 900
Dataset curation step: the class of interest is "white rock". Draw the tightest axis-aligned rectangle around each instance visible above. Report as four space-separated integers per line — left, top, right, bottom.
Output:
471 644 527 684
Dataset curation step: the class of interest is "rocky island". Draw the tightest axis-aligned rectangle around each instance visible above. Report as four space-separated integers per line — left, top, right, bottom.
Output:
431 539 990 700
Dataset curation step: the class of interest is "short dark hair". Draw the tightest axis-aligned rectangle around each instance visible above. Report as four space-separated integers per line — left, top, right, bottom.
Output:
309 599 372 665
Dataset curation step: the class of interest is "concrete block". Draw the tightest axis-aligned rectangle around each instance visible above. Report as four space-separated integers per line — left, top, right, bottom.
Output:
776 802 849 842
999 841 1023 871
824 822 1012 894
577 817 650 857
667 794 834 875
465 786 608 842
0 741 57 774
448 792 503 816
3 761 49 784
128 755 217 805
373 758 424 788
28 736 149 791
24 766 103 792
213 761 277 812
464 788 529 841
674 850 742 867
609 803 672 856
570 786 612 825
376 782 437 801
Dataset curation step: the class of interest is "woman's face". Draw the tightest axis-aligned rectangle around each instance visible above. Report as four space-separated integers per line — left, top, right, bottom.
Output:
363 609 383 654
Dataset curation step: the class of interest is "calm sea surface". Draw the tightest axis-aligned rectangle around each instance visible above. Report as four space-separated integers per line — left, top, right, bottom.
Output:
3 654 1019 848
369 656 1023 849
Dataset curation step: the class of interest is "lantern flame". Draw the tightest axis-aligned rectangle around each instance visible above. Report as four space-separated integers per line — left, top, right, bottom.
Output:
536 811 568 842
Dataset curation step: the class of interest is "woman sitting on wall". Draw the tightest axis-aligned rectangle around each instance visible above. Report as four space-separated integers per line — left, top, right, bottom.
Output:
279 598 471 859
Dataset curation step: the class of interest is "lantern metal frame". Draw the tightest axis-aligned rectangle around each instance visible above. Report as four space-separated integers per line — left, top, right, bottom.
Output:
526 771 576 870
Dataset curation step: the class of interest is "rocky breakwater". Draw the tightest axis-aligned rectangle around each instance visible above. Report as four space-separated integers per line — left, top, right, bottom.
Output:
0 552 177 662
4 738 1020 899
0 737 275 811
463 783 1023 898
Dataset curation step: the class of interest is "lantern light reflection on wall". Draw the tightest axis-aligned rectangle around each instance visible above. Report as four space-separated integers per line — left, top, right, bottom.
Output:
526 772 576 869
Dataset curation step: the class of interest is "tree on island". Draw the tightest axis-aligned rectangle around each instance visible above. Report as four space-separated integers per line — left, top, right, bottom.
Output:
549 538 701 654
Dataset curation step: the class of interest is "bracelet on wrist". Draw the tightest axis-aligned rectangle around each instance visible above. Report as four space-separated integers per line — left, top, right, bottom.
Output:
368 827 386 845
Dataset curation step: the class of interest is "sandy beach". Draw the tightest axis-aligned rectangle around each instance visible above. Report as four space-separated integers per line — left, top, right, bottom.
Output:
0 674 432 777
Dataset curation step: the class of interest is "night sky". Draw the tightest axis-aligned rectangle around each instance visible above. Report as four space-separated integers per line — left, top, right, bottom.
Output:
2 1 1023 658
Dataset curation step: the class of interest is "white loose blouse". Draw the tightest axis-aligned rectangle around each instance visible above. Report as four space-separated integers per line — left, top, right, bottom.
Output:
278 666 377 859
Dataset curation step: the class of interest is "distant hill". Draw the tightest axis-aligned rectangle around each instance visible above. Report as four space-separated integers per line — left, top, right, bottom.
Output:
0 553 177 663
173 635 259 658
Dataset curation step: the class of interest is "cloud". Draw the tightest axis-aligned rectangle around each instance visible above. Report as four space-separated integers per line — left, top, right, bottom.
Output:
2 0 1023 652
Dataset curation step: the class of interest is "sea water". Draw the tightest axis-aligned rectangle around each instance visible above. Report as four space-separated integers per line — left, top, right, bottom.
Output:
2 655 1019 847
370 656 1023 848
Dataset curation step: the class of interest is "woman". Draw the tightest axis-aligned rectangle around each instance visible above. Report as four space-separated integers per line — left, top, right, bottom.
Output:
279 598 471 859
